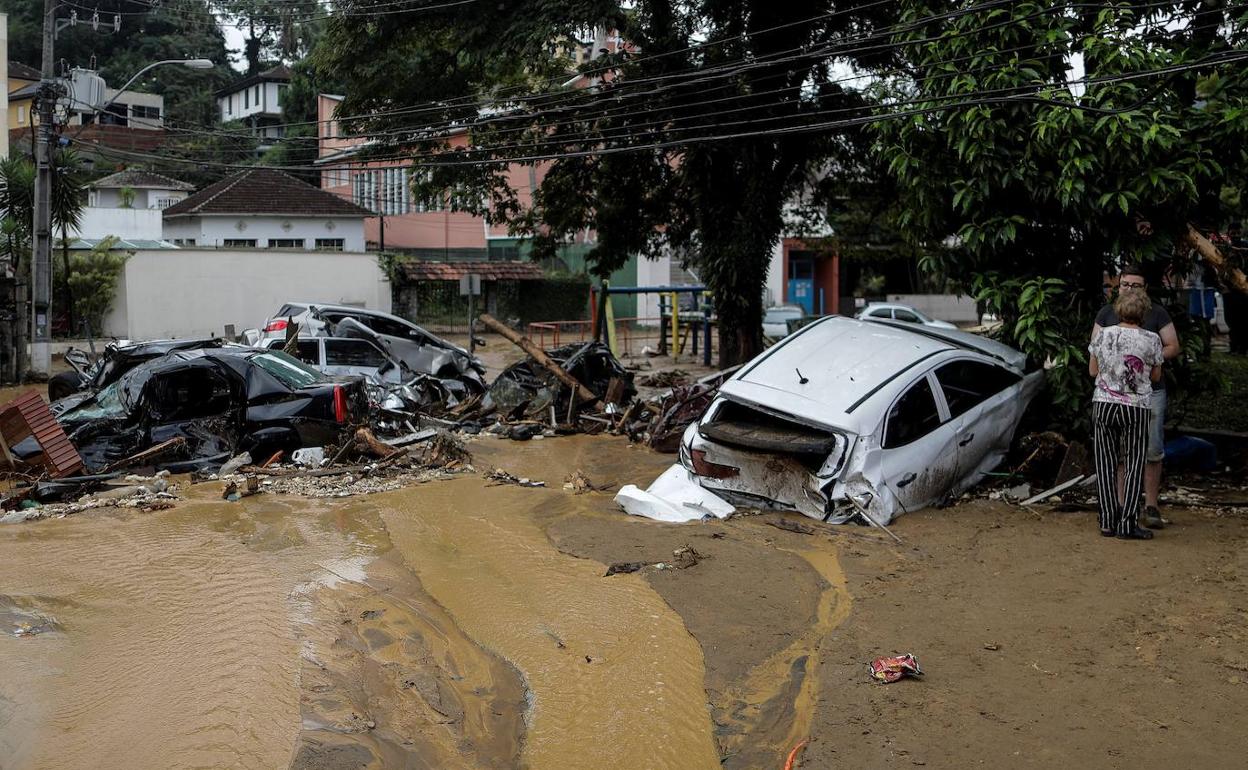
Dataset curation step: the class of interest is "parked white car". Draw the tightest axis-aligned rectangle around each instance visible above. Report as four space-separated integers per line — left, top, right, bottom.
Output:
857 302 958 329
676 316 1043 524
762 305 805 338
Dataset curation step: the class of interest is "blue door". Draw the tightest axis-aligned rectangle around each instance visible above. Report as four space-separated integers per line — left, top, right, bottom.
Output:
787 257 815 314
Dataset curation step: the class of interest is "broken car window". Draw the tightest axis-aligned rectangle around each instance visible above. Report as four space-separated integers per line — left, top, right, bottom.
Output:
148 367 234 422
251 352 327 389
935 360 1022 419
325 339 389 368
883 377 942 448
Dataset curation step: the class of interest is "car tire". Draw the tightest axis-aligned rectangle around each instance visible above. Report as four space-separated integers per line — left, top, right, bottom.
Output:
48 371 84 401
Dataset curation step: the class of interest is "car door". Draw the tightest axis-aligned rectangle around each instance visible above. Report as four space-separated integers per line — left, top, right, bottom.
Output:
932 358 1025 487
877 371 960 513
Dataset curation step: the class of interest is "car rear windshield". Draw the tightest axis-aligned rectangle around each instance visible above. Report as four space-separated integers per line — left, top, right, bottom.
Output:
251 351 328 389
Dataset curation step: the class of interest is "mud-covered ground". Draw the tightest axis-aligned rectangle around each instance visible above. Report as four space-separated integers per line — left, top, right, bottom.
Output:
2 388 1247 767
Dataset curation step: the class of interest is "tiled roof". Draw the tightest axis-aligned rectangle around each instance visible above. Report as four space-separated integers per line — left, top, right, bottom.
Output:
9 62 41 81
91 170 195 191
162 169 371 218
398 260 545 282
214 64 294 97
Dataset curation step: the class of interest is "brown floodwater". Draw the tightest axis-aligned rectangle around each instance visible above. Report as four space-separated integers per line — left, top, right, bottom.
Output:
0 434 846 769
381 477 722 769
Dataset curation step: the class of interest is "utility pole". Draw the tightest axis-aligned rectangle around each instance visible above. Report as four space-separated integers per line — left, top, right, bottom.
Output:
31 0 56 375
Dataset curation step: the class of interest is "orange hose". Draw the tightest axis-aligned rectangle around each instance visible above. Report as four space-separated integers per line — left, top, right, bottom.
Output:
784 738 809 770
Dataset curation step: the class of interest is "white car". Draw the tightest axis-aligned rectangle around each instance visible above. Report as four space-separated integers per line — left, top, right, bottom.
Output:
677 316 1043 524
762 305 805 338
857 302 958 329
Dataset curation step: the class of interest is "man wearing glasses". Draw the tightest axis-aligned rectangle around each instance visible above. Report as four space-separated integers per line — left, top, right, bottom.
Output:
1091 264 1182 529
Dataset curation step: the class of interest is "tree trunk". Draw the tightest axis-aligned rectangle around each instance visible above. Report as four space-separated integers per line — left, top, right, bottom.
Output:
1186 224 1248 295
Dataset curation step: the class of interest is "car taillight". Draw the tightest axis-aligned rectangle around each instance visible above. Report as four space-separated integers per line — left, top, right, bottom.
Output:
263 319 288 333
691 449 739 479
333 385 348 424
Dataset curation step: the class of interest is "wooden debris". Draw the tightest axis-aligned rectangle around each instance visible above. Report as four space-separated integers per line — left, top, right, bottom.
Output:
101 437 187 473
355 427 400 459
479 313 598 405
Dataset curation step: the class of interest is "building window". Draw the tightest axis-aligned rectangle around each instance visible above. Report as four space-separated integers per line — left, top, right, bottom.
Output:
223 238 257 248
97 103 128 127
244 88 249 109
133 105 160 121
254 85 261 108
316 238 345 251
17 106 26 124
172 238 196 246
380 167 410 215
352 170 378 212
269 238 305 249
155 197 181 209
413 169 444 213
87 190 99 206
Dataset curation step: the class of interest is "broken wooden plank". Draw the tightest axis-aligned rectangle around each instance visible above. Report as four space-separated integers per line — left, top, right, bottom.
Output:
478 313 599 405
1020 474 1090 506
101 437 187 473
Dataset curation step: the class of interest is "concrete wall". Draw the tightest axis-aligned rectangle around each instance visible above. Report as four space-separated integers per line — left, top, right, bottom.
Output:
92 188 189 210
162 215 366 252
0 15 8 158
103 248 391 340
75 207 164 241
888 293 980 324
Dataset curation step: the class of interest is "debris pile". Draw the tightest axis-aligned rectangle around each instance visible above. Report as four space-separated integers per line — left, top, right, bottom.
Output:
0 472 180 524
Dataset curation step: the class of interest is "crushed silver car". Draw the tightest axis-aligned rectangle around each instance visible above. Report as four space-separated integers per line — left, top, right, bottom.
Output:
668 316 1043 525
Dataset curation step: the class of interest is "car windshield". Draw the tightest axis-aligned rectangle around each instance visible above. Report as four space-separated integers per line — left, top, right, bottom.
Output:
250 351 328 389
764 308 800 322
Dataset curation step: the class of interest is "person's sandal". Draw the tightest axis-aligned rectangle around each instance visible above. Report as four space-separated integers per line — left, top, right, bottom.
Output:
1117 526 1155 540
1143 506 1166 529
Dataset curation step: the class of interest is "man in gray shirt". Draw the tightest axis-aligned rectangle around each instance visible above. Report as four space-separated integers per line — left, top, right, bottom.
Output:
1091 264 1182 528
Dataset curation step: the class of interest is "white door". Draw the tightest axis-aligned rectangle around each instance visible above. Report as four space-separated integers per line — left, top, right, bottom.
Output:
933 359 1028 487
877 371 961 513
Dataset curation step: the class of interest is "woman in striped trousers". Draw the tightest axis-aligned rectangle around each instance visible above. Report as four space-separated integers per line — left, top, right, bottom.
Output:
1088 291 1165 540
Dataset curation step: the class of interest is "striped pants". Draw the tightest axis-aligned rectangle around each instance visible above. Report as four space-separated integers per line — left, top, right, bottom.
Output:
1092 401 1150 535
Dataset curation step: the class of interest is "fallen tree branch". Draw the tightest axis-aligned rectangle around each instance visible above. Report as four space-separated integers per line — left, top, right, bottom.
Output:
478 313 599 405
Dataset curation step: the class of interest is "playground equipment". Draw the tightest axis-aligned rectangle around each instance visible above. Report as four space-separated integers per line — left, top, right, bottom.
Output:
590 283 714 365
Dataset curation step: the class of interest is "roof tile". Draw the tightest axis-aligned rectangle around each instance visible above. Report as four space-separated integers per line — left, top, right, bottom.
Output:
162 169 371 218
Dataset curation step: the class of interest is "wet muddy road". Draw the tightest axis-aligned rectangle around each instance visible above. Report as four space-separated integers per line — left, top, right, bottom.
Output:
0 436 851 769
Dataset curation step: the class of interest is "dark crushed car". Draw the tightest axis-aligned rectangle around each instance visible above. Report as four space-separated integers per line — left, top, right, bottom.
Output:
49 338 226 403
55 347 369 471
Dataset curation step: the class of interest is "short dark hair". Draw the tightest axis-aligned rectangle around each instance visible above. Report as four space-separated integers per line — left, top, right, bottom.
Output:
1119 263 1147 280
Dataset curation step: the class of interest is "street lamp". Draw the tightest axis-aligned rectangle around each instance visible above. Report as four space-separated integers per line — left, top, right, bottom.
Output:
28 53 214 376
98 58 215 114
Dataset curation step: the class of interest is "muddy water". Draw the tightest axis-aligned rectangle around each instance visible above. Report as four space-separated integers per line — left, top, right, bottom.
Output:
382 476 722 769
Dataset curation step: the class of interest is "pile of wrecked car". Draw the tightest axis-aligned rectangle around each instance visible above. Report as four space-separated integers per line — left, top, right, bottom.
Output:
3 304 1047 531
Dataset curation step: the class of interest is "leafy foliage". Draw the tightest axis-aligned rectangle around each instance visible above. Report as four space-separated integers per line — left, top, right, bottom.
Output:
65 238 128 336
874 1 1248 427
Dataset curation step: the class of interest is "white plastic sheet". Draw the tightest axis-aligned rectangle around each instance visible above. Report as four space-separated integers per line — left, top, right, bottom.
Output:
615 464 736 523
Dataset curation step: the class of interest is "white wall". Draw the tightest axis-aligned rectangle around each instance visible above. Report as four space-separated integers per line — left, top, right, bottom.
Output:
634 250 673 324
92 188 188 209
74 207 164 241
162 215 366 252
765 239 785 308
103 248 391 340
887 294 980 324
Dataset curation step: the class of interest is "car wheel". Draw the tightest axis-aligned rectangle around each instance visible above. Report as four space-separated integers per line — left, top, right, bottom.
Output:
48 371 84 401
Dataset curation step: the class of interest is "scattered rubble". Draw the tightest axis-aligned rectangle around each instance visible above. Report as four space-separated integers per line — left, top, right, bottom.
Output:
563 470 608 494
0 472 180 524
637 370 690 388
604 545 705 576
485 469 546 488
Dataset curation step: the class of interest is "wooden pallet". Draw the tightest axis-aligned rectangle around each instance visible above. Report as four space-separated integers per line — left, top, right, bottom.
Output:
0 391 85 478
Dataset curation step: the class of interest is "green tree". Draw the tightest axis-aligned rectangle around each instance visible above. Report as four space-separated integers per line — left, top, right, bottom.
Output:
52 149 89 336
874 0 1248 424
66 238 128 337
318 1 902 366
215 0 326 74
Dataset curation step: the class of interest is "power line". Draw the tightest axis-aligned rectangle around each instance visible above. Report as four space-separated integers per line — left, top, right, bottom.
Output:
72 52 1247 175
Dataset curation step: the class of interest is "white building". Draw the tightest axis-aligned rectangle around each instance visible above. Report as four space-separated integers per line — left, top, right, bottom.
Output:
70 170 195 242
215 64 291 150
161 168 370 252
